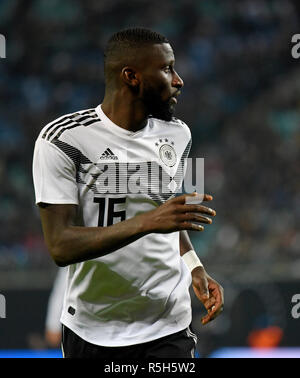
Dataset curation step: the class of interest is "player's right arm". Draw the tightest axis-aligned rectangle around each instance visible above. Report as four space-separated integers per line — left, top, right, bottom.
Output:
38 193 215 267
33 137 215 267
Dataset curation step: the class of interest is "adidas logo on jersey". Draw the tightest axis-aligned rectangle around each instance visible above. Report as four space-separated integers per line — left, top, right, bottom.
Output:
100 148 118 160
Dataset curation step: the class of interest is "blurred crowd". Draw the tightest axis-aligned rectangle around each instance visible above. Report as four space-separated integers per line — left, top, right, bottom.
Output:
0 0 299 280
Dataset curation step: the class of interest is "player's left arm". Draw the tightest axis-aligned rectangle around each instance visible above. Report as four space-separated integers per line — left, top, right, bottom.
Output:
180 230 224 325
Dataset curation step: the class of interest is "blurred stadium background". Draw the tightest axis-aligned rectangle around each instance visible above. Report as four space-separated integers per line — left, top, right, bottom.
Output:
0 0 300 358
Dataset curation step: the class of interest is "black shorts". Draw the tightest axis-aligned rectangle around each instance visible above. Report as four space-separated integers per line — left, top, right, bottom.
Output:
61 324 198 359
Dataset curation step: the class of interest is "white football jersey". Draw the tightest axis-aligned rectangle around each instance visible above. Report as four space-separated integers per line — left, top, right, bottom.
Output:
33 104 193 346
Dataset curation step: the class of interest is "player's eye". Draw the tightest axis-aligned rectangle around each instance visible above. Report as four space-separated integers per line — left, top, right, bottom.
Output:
164 65 173 73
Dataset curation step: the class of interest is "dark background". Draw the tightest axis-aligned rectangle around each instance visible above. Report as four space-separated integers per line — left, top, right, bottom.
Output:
0 0 300 357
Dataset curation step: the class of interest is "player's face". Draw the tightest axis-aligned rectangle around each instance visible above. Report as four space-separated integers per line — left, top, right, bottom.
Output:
140 43 184 121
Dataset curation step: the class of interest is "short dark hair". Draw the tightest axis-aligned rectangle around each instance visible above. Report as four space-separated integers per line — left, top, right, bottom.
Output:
104 28 169 85
106 27 168 44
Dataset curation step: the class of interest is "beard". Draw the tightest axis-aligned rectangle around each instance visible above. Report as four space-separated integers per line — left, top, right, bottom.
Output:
142 85 176 122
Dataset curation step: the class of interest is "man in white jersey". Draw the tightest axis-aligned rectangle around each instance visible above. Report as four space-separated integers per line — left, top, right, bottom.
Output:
33 28 224 358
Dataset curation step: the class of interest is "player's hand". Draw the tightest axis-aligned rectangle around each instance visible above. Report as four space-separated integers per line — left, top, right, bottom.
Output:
191 266 224 325
142 192 216 233
45 330 62 348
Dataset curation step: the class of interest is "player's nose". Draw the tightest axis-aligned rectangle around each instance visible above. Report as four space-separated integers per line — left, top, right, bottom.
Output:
172 70 184 89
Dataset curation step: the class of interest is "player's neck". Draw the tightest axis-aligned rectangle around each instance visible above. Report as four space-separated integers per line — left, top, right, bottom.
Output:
102 91 148 132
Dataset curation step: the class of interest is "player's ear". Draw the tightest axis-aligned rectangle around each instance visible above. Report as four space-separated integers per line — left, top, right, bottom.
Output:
121 67 140 88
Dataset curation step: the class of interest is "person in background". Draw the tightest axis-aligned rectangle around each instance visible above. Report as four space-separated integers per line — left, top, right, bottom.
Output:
44 267 67 348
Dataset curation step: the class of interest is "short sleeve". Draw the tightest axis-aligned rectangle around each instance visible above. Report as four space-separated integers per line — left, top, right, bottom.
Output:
32 138 79 205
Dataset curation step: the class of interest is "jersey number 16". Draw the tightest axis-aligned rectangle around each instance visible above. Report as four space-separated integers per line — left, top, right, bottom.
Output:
94 197 126 227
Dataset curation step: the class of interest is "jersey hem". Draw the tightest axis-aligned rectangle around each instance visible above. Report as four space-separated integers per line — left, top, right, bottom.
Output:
60 316 192 347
